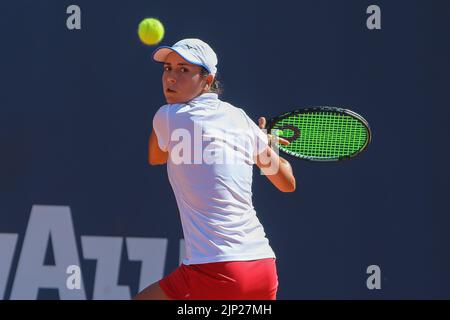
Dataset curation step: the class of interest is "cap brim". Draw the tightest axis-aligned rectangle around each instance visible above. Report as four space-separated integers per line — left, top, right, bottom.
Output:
152 46 212 73
152 46 175 63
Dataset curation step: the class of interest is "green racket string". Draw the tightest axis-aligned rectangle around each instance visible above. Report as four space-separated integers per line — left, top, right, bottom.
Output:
271 112 368 160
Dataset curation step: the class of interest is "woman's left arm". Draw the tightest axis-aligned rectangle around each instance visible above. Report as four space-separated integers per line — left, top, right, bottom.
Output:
149 129 169 165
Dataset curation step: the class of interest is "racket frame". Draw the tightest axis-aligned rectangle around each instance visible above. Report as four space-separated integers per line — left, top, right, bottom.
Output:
267 106 372 162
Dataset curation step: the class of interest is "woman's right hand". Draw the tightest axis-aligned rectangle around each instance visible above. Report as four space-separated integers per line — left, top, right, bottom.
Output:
258 117 290 147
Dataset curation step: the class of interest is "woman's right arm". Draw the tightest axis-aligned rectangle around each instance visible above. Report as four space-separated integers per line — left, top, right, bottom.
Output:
254 116 296 192
255 146 296 193
148 128 169 165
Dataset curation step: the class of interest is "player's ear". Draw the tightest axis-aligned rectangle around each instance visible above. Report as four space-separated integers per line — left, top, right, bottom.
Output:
203 74 214 91
206 74 214 87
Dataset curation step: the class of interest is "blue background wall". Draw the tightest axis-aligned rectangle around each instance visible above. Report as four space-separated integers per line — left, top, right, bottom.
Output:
0 0 449 299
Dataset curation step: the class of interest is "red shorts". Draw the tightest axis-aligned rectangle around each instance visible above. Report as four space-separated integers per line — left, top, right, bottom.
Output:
159 258 278 300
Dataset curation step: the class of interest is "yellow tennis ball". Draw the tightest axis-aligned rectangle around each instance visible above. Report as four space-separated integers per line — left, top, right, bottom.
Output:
138 18 165 46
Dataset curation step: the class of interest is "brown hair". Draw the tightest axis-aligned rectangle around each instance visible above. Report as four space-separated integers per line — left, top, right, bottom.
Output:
201 67 223 95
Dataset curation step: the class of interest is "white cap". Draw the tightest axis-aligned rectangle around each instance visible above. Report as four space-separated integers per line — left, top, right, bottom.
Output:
152 38 218 75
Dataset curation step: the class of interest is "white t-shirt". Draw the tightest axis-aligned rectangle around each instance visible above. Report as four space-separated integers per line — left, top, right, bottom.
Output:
153 92 276 265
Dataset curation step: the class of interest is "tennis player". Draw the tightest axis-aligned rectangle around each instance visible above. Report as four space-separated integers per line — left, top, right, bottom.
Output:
134 39 296 300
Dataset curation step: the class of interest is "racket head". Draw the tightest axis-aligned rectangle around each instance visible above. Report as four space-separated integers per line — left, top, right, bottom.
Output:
267 106 372 162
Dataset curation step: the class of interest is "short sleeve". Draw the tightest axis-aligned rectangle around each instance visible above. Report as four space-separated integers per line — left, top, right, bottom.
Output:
152 105 170 152
239 109 269 157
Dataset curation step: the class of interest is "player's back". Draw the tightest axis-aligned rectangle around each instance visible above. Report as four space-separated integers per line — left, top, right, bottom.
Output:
153 93 274 264
165 94 256 215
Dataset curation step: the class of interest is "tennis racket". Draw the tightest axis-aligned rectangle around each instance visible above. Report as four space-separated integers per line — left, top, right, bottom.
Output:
267 106 372 162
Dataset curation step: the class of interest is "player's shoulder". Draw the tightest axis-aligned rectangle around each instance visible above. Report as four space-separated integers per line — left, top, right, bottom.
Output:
218 99 249 117
156 102 184 115
216 100 255 131
158 102 181 110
